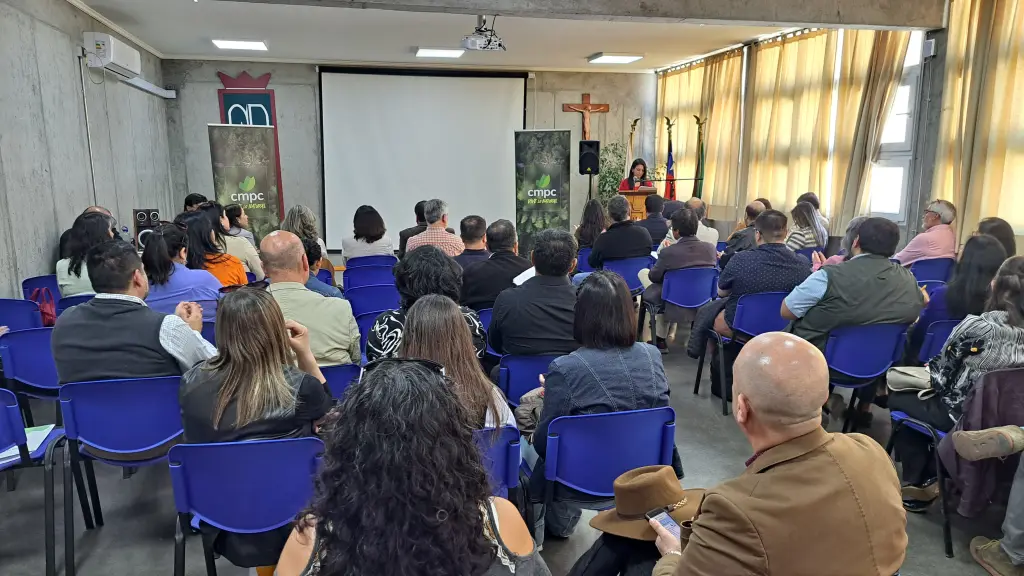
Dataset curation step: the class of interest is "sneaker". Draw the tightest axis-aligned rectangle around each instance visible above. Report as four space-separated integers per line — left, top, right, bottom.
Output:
953 427 1024 462
902 498 933 514
901 478 939 502
970 537 1024 576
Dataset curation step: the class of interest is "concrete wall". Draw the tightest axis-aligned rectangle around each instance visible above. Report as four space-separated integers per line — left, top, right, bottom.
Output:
0 0 173 298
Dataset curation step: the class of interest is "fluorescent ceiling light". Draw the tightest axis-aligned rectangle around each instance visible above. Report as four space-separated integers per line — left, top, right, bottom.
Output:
588 53 644 64
416 48 465 58
212 40 268 51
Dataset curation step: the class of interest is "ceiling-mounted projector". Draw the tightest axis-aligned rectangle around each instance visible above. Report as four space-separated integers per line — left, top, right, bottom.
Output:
462 15 506 51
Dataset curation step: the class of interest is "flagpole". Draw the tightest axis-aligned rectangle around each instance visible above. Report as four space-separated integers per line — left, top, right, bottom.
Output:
664 116 676 200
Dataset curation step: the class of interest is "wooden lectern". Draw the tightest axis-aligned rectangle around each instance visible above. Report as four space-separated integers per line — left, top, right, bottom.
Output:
621 187 658 221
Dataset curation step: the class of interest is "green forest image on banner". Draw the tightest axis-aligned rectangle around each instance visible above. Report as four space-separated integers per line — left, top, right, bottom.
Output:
515 130 571 256
208 124 282 243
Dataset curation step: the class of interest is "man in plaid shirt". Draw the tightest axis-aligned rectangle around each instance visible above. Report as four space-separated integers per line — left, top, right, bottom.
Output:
405 199 465 258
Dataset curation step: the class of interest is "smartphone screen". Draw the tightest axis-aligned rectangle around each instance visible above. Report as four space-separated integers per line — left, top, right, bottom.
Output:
649 511 681 539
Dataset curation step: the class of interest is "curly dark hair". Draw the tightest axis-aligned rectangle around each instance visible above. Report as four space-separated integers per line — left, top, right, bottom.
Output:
300 360 496 576
395 245 462 309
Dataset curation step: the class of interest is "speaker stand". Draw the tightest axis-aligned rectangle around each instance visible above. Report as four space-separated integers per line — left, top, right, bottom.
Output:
587 173 594 201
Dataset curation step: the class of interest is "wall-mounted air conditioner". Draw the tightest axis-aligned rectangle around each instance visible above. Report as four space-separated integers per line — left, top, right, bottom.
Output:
84 32 142 78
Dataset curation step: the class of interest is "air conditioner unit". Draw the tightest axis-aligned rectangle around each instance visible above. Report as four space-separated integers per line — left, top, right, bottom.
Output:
84 32 141 79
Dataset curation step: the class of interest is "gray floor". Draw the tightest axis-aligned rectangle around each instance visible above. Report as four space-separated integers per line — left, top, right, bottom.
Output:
0 344 1004 576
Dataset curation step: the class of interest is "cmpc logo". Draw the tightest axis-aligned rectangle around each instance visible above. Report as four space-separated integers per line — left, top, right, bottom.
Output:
528 174 558 198
232 175 265 202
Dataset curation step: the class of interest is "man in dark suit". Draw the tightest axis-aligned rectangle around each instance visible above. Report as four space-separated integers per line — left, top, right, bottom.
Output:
636 194 669 244
397 200 428 259
460 219 531 311
453 215 491 270
640 208 718 350
718 201 765 270
588 195 653 270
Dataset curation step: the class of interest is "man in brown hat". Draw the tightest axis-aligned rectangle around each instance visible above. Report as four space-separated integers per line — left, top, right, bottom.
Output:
650 332 907 576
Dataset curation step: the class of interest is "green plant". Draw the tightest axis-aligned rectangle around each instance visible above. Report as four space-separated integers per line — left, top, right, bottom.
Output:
597 142 626 203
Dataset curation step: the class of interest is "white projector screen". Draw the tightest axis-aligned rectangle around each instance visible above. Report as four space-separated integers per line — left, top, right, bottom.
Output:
320 71 526 251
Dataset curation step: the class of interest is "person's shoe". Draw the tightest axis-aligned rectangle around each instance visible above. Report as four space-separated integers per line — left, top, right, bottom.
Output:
902 498 933 514
647 338 669 354
901 478 939 502
953 427 1024 462
872 394 890 410
970 536 1024 576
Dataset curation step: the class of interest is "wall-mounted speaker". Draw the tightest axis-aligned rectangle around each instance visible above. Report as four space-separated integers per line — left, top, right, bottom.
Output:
133 208 160 249
579 140 600 175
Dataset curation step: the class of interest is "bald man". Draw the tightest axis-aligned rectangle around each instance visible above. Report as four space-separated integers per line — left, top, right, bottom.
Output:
651 333 906 576
261 231 360 366
719 201 765 270
658 197 719 251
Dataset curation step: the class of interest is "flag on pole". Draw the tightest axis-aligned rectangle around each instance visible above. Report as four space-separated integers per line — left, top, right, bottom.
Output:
665 135 676 201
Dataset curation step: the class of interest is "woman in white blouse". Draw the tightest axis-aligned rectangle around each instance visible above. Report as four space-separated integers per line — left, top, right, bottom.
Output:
341 205 395 264
56 212 115 296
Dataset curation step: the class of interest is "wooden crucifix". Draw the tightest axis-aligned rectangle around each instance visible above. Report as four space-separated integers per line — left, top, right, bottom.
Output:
563 93 609 140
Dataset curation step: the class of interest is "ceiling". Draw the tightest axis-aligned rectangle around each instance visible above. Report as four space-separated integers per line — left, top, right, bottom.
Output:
79 0 783 71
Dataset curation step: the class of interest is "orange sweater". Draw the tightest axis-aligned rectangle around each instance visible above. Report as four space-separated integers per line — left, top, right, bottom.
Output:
204 253 247 286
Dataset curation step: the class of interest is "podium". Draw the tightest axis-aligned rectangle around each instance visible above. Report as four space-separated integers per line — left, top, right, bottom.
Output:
621 187 657 221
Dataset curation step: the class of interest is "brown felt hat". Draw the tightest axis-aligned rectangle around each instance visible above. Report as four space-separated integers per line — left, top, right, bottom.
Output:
589 465 704 541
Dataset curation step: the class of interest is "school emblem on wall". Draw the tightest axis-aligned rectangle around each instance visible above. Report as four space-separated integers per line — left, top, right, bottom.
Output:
217 71 285 213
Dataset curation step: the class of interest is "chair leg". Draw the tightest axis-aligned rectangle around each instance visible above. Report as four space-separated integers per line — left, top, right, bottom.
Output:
69 450 95 530
933 434 954 558
718 339 729 416
44 438 61 576
54 402 62 427
650 306 658 348
201 529 219 576
63 443 76 576
885 422 901 456
5 469 16 491
841 393 859 434
16 393 35 428
637 305 647 342
174 514 188 576
82 459 103 527
693 345 706 395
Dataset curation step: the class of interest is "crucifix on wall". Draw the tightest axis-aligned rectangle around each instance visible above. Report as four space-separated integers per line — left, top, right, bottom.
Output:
563 93 609 140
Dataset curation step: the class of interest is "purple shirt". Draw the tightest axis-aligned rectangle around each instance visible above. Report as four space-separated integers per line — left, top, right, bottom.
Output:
894 223 957 266
145 263 222 321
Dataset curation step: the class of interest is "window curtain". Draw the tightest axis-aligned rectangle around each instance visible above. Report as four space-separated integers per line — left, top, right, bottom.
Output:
656 63 704 196
742 30 839 214
932 0 1024 249
829 30 912 234
697 50 745 220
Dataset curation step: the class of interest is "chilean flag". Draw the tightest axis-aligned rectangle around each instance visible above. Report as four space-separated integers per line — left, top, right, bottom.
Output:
665 137 676 200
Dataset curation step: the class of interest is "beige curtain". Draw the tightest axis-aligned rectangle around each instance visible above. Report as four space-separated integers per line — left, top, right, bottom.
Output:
829 30 911 234
656 63 705 196
697 50 745 220
742 31 839 213
933 0 1024 249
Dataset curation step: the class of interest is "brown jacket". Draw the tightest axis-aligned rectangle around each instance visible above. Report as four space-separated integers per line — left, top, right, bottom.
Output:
654 429 906 576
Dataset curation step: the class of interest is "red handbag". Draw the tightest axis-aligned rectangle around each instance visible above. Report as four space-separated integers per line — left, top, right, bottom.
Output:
29 288 57 327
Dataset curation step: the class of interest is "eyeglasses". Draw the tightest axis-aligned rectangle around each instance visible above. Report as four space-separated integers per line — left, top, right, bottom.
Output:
359 357 446 382
218 280 269 294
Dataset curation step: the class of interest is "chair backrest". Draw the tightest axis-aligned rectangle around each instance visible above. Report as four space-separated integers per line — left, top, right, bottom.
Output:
0 328 59 390
315 268 333 286
59 377 183 456
356 311 385 355
473 426 521 497
168 438 324 533
346 255 398 269
715 241 728 253
345 284 401 318
545 407 676 497
732 292 790 337
910 258 956 283
0 299 43 331
661 267 720 309
824 323 909 380
56 294 94 316
0 388 30 466
602 257 655 293
320 364 361 399
200 321 217 347
918 319 962 364
477 308 493 332
21 275 60 301
245 272 257 283
918 280 946 296
343 266 395 291
499 354 561 406
795 247 821 263
576 248 595 273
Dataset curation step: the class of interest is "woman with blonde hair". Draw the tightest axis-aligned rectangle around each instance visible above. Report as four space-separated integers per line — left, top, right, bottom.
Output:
179 288 333 574
400 294 514 428
282 205 328 256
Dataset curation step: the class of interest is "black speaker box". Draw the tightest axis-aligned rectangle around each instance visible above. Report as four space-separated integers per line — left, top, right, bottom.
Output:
133 208 160 248
579 140 600 175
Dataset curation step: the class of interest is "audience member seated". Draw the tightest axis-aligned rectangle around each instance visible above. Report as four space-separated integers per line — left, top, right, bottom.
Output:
893 199 958 266
461 219 531 312
142 222 223 321
282 204 328 258
890 256 1024 512
453 215 491 270
179 288 331 574
588 195 653 270
489 229 578 357
301 237 344 299
366 246 485 361
640 208 718 350
719 201 765 270
528 271 675 545
650 333 907 576
405 199 465 257
796 191 830 230
785 201 827 251
729 198 771 237
225 203 256 247
978 216 1018 257
810 216 867 270
261 231 360 366
397 200 428 259
57 211 116 296
276 360 550 576
399 295 514 428
906 234 1007 361
199 201 264 280
341 204 395 263
58 205 112 260
636 194 669 243
183 193 208 212
177 212 247 287
575 199 607 250
660 198 719 250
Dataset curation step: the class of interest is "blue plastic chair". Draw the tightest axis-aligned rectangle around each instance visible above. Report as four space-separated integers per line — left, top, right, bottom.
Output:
346 255 398 268
56 294 94 317
0 328 60 426
910 258 956 283
639 267 719 345
245 272 257 283
22 275 60 301
0 388 70 576
356 311 385 357
824 323 909 432
694 292 789 415
321 364 361 399
474 426 521 498
200 321 216 347
498 354 561 407
795 246 822 264
345 284 401 318
343 265 395 291
602 256 655 294
918 280 946 296
168 438 324 576
715 241 728 253
478 308 499 356
576 248 595 274
316 268 333 286
0 299 43 331
917 319 961 364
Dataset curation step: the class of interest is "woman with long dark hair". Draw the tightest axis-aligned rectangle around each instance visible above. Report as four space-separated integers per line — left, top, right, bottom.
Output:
56 211 116 296
275 360 548 576
225 203 256 247
575 199 608 250
978 217 1017 257
785 202 827 250
400 295 514 428
141 222 222 320
198 201 264 280
619 159 653 191
176 211 247 286
341 205 394 263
